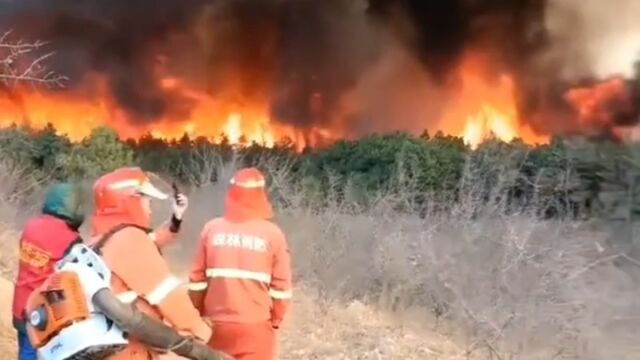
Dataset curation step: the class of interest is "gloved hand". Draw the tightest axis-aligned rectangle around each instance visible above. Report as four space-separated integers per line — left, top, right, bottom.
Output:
169 193 188 233
172 193 189 220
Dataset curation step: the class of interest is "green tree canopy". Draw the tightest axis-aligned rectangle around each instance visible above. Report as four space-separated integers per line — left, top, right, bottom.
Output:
60 127 134 180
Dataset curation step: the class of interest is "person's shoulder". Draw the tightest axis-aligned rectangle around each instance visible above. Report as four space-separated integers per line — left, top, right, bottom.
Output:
258 219 286 241
110 225 150 241
24 214 50 227
208 217 226 225
19 216 43 239
23 214 73 237
203 217 227 229
21 215 42 230
101 225 152 253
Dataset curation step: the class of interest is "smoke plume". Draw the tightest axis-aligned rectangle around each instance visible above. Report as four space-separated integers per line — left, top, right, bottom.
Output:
545 0 640 80
0 0 638 139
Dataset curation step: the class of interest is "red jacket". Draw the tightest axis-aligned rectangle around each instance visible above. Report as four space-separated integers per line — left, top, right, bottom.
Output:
12 214 80 319
189 217 292 328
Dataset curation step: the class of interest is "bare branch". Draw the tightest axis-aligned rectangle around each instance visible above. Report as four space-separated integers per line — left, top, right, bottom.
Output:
0 29 67 88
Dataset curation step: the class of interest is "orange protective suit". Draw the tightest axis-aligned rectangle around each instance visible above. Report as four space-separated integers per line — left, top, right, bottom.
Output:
89 167 212 360
189 168 292 360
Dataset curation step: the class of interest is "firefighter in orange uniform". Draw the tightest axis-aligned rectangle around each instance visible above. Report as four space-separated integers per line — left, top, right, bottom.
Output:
188 168 292 360
89 167 213 360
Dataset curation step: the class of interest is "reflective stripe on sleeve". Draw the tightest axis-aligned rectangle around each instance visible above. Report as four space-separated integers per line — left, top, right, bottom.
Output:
269 288 293 300
116 291 138 304
206 268 271 284
187 282 208 291
145 276 183 305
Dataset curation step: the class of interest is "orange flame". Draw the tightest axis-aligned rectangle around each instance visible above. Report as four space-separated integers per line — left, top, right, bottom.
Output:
0 51 557 149
439 52 548 149
565 77 633 128
462 104 519 147
0 73 314 149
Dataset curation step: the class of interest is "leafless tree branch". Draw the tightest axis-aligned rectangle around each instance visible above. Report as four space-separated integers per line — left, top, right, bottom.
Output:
0 29 67 88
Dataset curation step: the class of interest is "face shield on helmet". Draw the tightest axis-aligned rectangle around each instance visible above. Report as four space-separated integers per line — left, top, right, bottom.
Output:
93 167 174 230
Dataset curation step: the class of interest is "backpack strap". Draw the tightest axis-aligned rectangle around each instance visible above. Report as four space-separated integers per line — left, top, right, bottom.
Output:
91 223 152 255
62 235 85 258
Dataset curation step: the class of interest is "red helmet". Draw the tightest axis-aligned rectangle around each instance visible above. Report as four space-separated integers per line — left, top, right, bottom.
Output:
224 167 273 222
92 167 168 233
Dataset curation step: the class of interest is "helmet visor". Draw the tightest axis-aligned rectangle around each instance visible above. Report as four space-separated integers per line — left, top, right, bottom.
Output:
106 170 171 200
137 180 169 200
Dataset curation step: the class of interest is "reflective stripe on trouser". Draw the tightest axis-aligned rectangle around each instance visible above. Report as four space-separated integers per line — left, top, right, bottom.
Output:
268 288 292 299
205 268 292 299
208 321 276 360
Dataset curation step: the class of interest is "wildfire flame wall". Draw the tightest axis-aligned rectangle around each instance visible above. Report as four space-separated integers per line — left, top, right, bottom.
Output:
0 0 639 148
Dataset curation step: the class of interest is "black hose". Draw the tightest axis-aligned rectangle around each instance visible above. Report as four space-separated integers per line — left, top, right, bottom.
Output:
92 289 232 360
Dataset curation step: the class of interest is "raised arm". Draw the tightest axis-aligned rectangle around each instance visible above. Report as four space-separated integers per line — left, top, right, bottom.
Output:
148 218 179 248
149 192 189 248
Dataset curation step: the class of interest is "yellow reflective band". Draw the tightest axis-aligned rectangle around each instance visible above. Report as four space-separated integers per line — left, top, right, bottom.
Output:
269 288 293 300
116 291 138 304
188 282 208 291
206 268 271 284
230 177 265 188
146 276 182 305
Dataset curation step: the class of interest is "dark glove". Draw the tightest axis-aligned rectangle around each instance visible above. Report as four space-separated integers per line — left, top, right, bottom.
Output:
169 214 183 233
170 193 187 233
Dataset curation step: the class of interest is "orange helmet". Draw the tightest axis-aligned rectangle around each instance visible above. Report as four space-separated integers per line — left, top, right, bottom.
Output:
92 167 168 233
224 167 273 222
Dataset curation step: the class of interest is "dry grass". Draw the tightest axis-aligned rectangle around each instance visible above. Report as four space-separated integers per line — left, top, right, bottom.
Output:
0 157 47 359
284 210 640 359
144 157 640 359
0 327 17 359
278 286 461 360
0 276 16 359
2 155 640 359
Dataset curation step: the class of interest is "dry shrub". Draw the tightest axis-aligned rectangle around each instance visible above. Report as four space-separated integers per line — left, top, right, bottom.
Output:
268 155 640 360
159 150 640 359
1 145 638 359
0 324 17 359
0 157 47 279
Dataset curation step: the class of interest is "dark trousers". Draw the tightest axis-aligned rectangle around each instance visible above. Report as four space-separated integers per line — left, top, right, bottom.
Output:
13 317 38 360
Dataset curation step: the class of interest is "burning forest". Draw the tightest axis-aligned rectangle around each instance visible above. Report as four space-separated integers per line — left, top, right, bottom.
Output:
0 0 638 150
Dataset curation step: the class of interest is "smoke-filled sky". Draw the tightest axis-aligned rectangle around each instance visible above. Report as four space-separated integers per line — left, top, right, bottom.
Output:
0 0 638 136
545 0 640 79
